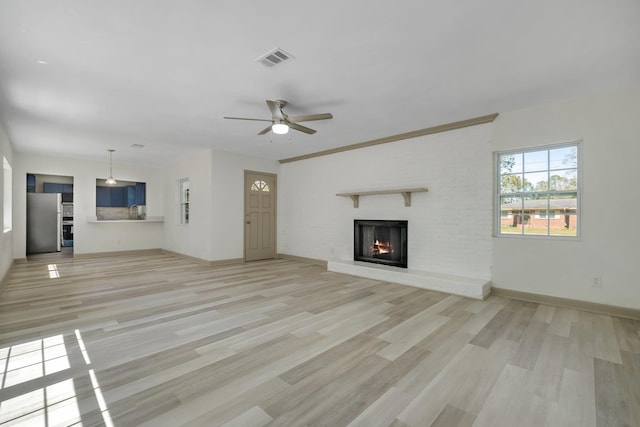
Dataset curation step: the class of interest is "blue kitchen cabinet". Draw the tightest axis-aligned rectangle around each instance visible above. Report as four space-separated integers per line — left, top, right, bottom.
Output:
96 186 111 207
43 182 73 194
135 182 146 205
111 187 127 207
96 183 144 207
127 186 136 206
43 182 63 193
27 174 36 192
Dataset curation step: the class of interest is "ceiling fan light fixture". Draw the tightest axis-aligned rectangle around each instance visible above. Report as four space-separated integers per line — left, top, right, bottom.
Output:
272 123 289 134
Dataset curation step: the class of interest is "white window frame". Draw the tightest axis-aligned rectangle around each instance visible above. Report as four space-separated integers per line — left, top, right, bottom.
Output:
500 211 512 219
178 178 189 224
495 141 582 239
3 157 11 233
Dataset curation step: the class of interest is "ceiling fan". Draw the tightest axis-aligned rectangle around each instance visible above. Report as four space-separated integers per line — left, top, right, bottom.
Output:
224 100 333 135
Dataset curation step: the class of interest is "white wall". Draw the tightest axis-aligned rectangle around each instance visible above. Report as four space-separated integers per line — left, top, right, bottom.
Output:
279 124 494 280
492 87 640 309
0 121 14 283
163 149 214 260
13 153 165 257
162 148 279 263
211 150 279 261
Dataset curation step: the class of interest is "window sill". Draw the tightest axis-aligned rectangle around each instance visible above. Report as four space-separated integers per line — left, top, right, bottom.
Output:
86 216 164 223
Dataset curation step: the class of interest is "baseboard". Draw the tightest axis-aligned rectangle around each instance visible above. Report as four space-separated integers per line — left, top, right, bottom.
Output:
210 258 245 267
73 248 163 259
277 253 328 268
161 249 244 267
161 249 211 265
491 287 640 321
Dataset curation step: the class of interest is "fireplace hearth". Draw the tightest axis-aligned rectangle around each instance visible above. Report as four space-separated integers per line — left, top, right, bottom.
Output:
354 219 408 268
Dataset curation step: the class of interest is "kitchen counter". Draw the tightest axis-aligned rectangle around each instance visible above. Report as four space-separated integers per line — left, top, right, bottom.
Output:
86 216 164 223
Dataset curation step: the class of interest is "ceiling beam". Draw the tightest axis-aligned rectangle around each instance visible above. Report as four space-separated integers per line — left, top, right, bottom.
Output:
279 113 499 164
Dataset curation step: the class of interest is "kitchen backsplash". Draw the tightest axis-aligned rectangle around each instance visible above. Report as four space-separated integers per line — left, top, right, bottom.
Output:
96 207 130 220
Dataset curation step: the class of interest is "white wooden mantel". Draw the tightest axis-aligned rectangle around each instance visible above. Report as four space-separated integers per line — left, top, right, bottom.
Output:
336 187 428 208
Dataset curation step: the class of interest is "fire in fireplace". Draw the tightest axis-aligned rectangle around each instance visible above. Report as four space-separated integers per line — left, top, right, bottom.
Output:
354 220 408 268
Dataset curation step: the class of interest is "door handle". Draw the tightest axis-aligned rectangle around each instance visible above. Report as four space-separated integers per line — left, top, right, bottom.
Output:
246 221 251 224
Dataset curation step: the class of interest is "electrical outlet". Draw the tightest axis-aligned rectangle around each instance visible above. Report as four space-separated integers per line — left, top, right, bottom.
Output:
592 277 602 288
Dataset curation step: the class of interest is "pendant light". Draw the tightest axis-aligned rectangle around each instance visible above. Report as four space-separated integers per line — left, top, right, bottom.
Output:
105 149 117 185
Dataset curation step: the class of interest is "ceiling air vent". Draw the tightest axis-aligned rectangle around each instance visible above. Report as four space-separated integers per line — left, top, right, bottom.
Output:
256 48 294 67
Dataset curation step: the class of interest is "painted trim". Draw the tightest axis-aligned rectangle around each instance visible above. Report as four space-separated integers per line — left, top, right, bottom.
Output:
491 287 640 321
210 258 245 267
161 249 244 267
161 249 211 265
277 253 328 268
73 249 163 259
279 113 499 164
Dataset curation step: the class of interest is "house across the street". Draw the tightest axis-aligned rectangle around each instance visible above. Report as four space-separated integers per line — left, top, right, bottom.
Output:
500 197 577 231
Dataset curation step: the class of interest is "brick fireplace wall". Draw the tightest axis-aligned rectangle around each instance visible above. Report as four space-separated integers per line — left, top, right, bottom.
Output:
278 123 493 280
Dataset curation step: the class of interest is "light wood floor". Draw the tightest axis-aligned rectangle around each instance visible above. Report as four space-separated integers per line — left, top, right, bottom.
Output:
0 253 638 426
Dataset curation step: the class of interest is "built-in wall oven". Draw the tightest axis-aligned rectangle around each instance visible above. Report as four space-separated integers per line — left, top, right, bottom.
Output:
62 203 74 245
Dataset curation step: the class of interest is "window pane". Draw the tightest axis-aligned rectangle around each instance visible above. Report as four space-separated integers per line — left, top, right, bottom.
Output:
524 150 548 173
500 173 523 193
524 171 548 192
550 146 577 170
537 210 556 219
499 196 523 235
178 178 189 224
522 195 548 235
548 192 577 236
499 153 523 174
550 169 577 191
550 213 577 236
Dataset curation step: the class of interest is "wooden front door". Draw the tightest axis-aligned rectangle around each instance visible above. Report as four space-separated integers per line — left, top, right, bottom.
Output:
244 171 277 261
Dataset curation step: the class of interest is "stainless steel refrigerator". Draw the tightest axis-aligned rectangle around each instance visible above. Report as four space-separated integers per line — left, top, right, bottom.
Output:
27 193 62 254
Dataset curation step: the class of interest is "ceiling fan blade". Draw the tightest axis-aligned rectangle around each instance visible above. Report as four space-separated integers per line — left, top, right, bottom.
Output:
289 122 317 134
257 126 272 135
288 113 333 123
266 100 284 120
223 116 272 122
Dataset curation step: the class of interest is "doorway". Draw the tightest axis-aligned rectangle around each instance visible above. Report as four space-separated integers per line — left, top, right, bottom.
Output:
26 173 74 256
244 171 277 261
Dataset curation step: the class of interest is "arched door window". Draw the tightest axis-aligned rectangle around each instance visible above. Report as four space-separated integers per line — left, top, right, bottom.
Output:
250 180 270 192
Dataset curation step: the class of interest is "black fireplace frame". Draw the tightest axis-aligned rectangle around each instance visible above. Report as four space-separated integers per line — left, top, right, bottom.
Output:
353 219 408 268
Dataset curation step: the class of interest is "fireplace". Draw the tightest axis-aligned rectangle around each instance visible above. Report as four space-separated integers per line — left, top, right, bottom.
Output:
354 220 408 268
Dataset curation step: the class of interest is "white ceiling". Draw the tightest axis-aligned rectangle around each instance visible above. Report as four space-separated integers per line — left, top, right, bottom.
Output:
0 0 638 167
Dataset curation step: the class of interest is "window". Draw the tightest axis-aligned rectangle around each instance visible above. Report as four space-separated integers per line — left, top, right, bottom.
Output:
250 180 270 192
179 178 189 224
537 210 557 219
3 156 11 232
95 179 145 220
497 142 580 237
